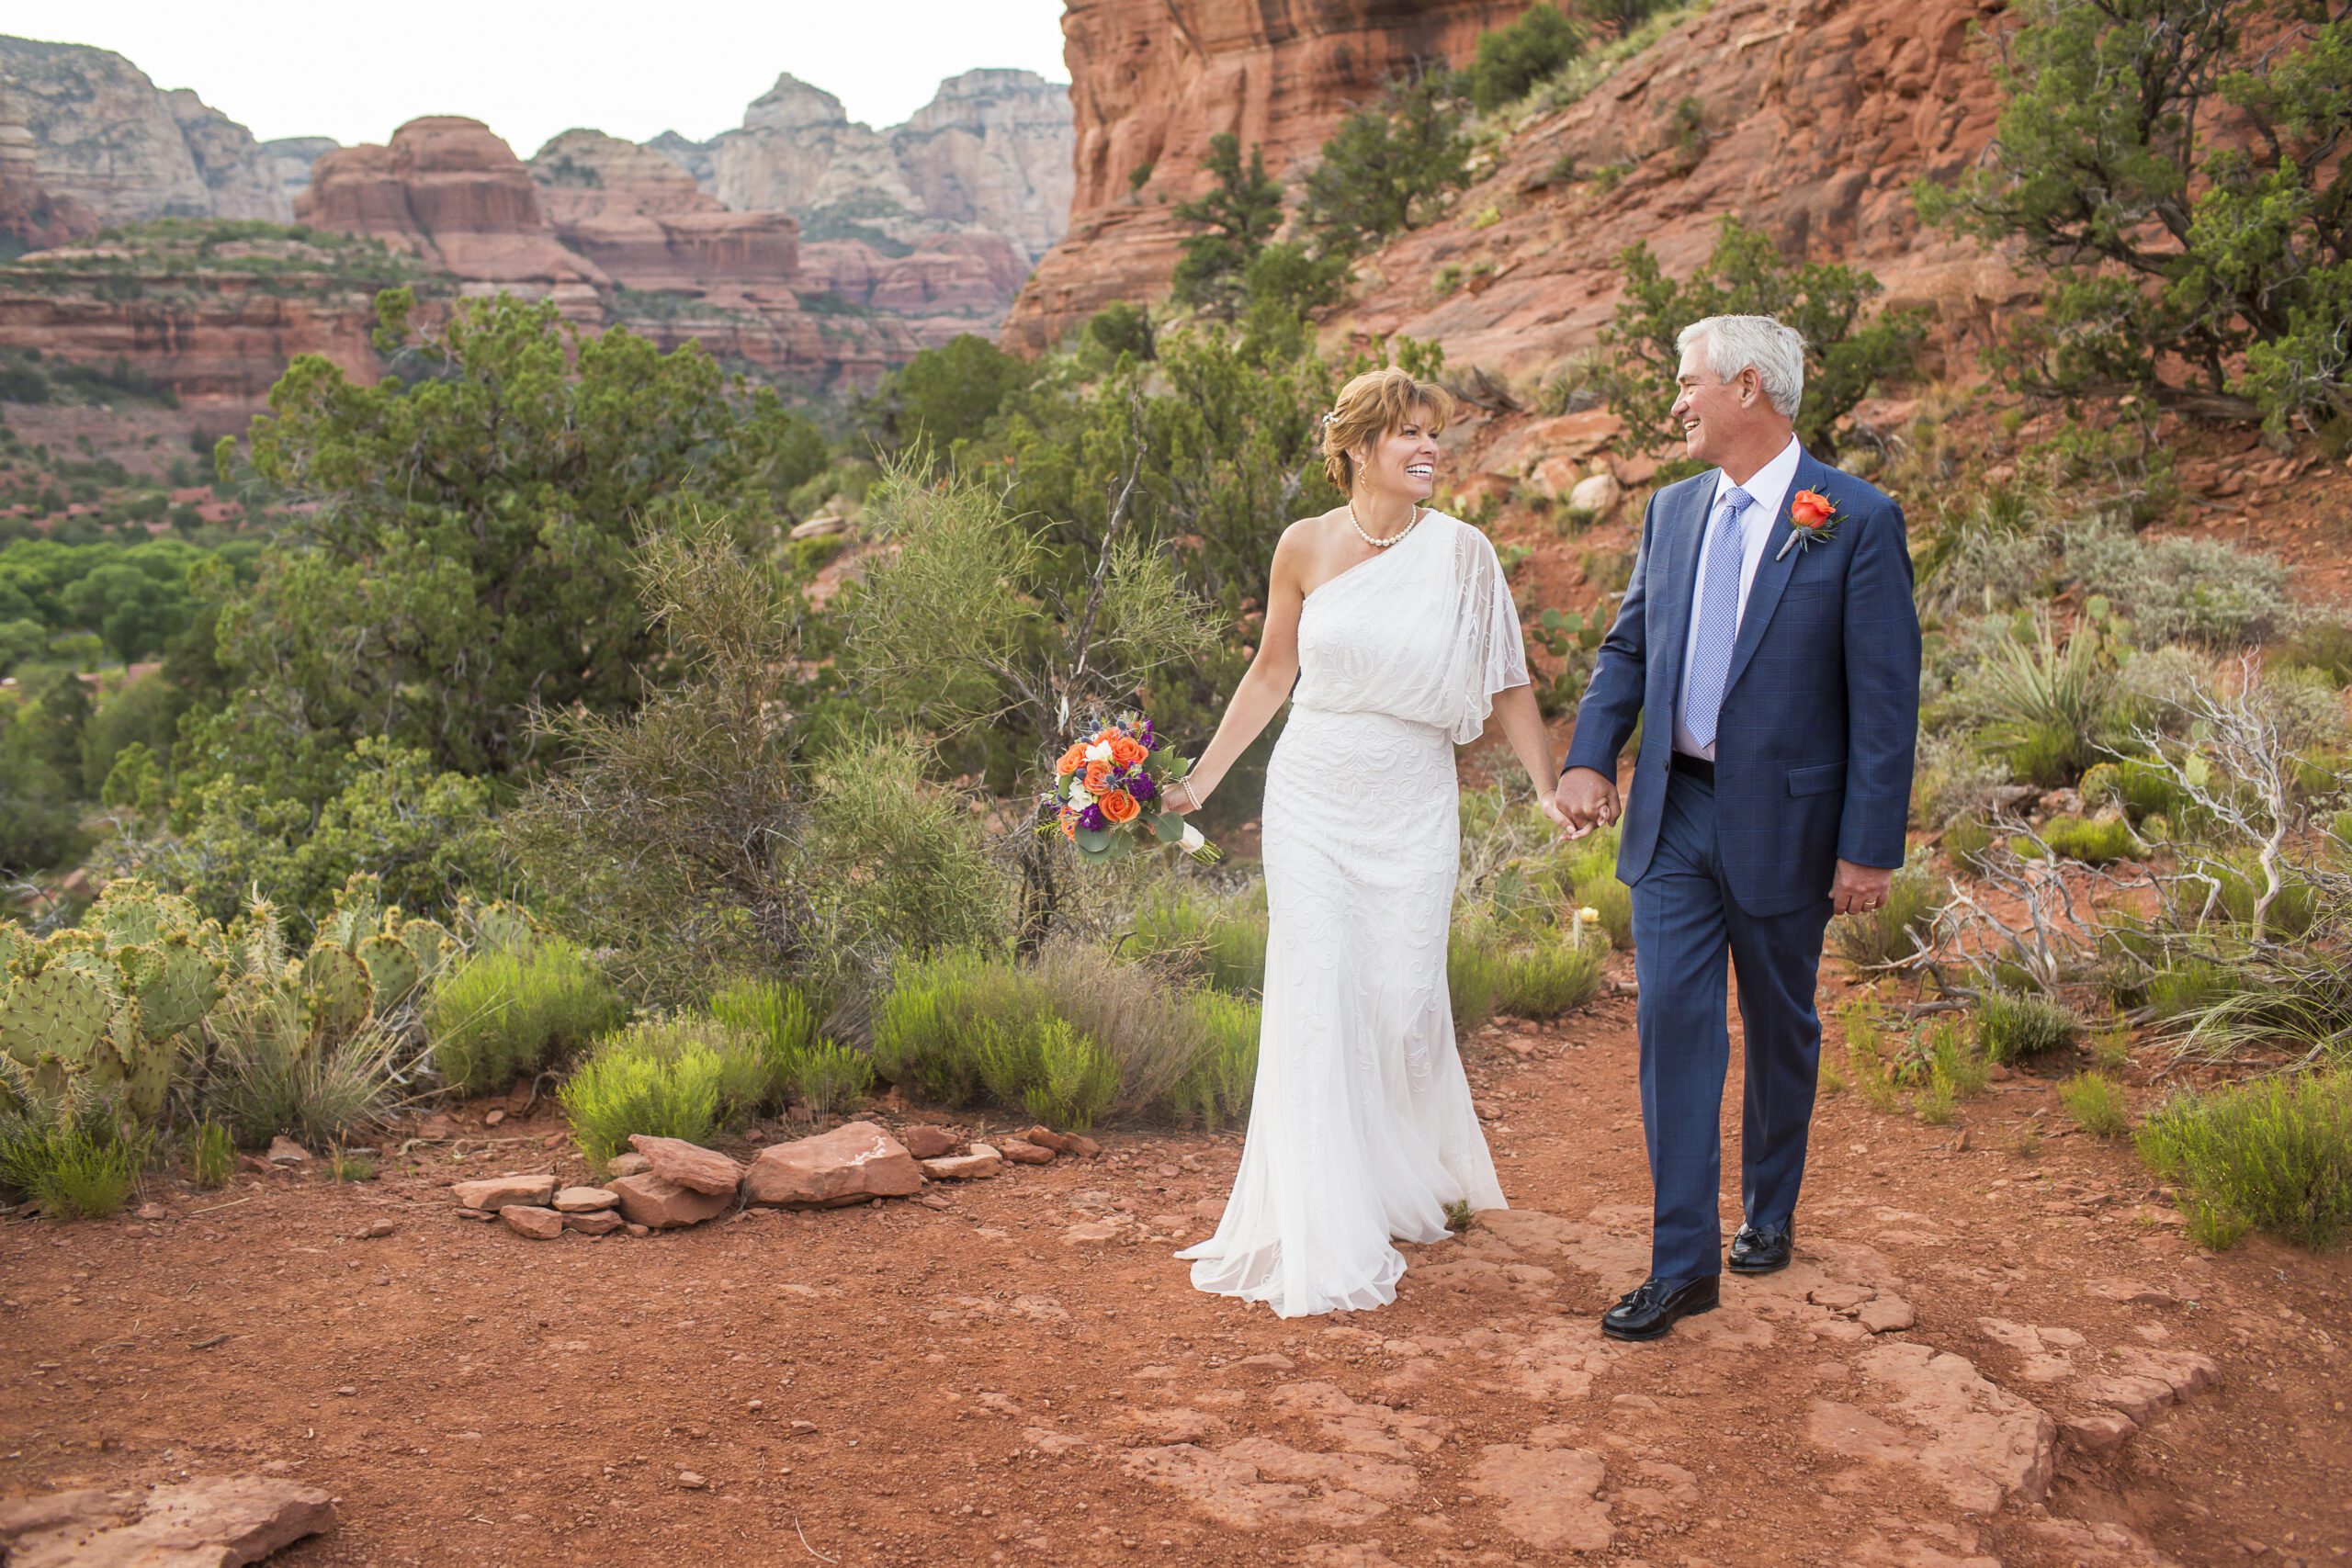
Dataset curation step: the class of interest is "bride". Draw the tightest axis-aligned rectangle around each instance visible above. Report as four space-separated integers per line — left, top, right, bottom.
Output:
1165 367 1564 1317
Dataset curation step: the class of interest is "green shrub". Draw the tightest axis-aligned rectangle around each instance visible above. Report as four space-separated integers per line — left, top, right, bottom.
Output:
793 1040 876 1121
1976 989 2081 1063
1963 621 2117 788
1944 816 1996 870
327 1146 378 1181
1129 883 1268 995
426 938 625 1096
1449 919 1510 1036
558 1021 736 1169
870 950 1030 1106
1496 940 1608 1019
709 976 821 1111
0 1078 149 1220
2064 525 2297 650
2060 1071 2131 1136
187 1118 233 1190
2023 815 2141 865
1023 1017 1120 1131
199 987 411 1151
2080 758 2185 825
1837 1000 1899 1112
2278 621 2352 688
1170 989 1261 1129
1830 865 1939 967
2138 1072 2352 1249
1469 4 1582 111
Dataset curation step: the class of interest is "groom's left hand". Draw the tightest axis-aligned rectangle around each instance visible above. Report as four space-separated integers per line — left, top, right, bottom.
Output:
1830 860 1894 918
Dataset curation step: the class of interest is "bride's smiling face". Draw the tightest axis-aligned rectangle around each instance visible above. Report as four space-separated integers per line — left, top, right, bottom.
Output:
1354 412 1442 501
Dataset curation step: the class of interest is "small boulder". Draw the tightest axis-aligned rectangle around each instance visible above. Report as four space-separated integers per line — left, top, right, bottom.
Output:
1023 1125 1071 1154
501 1205 565 1241
900 1124 961 1160
922 1144 1003 1181
1000 1139 1055 1167
1566 471 1623 517
565 1210 626 1236
744 1121 924 1208
609 1173 735 1229
353 1219 399 1240
1065 1134 1102 1158
605 1152 651 1178
266 1137 311 1166
450 1173 556 1211
626 1134 744 1197
1857 1294 1917 1334
551 1186 619 1213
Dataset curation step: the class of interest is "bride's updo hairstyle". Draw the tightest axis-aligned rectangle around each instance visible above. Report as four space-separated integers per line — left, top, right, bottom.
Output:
1322 367 1455 491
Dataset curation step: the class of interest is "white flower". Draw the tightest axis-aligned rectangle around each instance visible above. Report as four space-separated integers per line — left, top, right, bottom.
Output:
1069 784 1094 809
1084 741 1113 762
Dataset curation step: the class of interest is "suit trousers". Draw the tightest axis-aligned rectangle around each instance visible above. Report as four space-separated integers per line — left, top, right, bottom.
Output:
1630 766 1836 1283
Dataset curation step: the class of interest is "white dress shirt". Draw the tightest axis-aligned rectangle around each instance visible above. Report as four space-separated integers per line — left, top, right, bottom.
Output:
1673 434 1804 761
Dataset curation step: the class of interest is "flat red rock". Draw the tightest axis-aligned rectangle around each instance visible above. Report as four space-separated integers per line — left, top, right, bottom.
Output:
625 1134 744 1196
742 1121 924 1208
609 1173 735 1229
900 1124 961 1159
501 1205 566 1240
449 1173 556 1211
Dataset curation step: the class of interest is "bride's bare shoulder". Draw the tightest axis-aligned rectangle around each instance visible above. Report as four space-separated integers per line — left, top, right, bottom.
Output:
1272 510 1344 573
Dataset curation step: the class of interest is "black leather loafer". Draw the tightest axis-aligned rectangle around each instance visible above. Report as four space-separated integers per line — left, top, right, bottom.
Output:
1728 1221 1793 1275
1600 1275 1720 1341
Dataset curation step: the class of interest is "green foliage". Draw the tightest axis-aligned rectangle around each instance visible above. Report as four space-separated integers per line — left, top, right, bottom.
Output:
793 1040 876 1121
206 289 828 804
1470 5 1584 111
2278 620 2352 688
1496 940 1609 1019
858 333 1034 453
166 739 492 927
197 985 409 1151
2063 524 2298 649
2138 1071 2352 1248
1976 988 2082 1062
1001 1014 1121 1131
1597 215 1927 462
327 1145 377 1181
187 1117 232 1189
1298 69 1474 257
1128 881 1269 995
1170 988 1261 1129
1917 0 2352 434
1448 918 1512 1036
2060 1070 2132 1136
0 1075 147 1220
2021 815 2143 865
1171 135 1287 314
558 1020 735 1169
1830 864 1940 968
1959 618 2120 788
424 938 624 1096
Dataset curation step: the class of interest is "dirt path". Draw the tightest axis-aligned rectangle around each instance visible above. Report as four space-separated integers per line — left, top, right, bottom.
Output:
5 979 2347 1566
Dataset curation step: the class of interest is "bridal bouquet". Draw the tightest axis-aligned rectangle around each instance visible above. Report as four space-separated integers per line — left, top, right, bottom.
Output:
1046 715 1220 863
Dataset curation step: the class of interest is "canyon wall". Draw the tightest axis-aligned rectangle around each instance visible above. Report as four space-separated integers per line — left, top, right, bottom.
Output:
0 36 289 224
1001 0 1535 350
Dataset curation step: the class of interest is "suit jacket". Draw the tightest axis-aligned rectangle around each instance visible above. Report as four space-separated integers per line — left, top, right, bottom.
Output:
1564 447 1921 917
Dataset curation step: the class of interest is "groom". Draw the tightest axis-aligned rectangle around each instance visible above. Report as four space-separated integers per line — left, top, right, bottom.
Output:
1555 314 1920 1341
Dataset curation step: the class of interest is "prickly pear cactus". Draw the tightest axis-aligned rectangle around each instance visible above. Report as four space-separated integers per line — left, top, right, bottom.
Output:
115 932 225 1042
0 964 112 1077
466 898 536 954
398 918 455 987
85 877 206 948
0 920 23 976
300 944 373 1042
356 932 421 1012
316 873 384 954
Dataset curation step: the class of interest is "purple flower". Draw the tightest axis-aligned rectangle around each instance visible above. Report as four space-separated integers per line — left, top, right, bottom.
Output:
1129 773 1159 803
1078 803 1107 831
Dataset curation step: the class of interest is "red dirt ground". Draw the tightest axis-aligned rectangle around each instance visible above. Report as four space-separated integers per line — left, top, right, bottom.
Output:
4 970 2347 1567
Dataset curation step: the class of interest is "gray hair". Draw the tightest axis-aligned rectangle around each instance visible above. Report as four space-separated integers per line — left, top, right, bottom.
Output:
1677 314 1806 420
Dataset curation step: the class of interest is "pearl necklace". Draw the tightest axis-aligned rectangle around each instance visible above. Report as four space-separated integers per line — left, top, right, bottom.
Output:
1348 498 1424 548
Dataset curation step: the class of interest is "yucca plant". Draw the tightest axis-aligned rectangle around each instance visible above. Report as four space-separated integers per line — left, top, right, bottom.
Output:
1971 618 2118 788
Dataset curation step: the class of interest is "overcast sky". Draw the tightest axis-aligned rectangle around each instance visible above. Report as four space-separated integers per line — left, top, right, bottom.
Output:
0 0 1071 155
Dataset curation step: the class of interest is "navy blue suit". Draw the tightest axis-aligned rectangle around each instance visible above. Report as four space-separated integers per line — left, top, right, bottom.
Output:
1565 447 1920 1281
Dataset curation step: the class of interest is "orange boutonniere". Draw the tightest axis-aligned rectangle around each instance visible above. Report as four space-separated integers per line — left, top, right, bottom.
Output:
1775 488 1843 560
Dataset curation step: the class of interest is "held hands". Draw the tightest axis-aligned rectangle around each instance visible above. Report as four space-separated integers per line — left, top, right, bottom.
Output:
1554 766 1619 840
1831 859 1894 918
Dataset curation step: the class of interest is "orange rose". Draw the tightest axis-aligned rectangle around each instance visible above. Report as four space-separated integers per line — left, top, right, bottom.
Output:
1099 790 1141 824
1791 489 1835 528
1109 735 1148 767
1083 760 1114 793
1059 811 1078 839
1056 743 1088 776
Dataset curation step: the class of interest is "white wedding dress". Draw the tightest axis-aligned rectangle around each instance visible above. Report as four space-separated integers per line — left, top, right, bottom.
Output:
1179 512 1525 1317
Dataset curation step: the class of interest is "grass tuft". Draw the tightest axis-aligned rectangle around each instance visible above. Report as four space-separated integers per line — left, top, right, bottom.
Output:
2137 1071 2352 1249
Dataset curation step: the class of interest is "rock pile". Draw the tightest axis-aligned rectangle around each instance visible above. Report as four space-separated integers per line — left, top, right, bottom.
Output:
449 1121 1101 1237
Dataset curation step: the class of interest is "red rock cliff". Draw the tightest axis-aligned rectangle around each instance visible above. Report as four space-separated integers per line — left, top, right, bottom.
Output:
1001 0 1535 351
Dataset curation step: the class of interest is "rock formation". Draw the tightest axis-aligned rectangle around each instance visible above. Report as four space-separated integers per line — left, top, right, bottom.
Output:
663 69 1073 267
0 35 290 223
1328 0 2021 380
528 129 797 296
1000 0 1535 349
298 117 605 299
0 118 98 254
265 135 341 203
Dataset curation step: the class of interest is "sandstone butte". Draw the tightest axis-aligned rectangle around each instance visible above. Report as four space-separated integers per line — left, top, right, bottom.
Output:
1001 0 2027 364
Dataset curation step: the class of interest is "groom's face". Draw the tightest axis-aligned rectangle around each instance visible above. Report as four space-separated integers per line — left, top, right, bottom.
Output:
1671 342 1759 467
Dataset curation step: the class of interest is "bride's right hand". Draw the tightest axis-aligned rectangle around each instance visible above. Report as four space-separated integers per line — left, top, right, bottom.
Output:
1166 778 1205 815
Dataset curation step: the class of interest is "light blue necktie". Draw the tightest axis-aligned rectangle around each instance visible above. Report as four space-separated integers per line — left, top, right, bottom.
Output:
1679 486 1753 750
